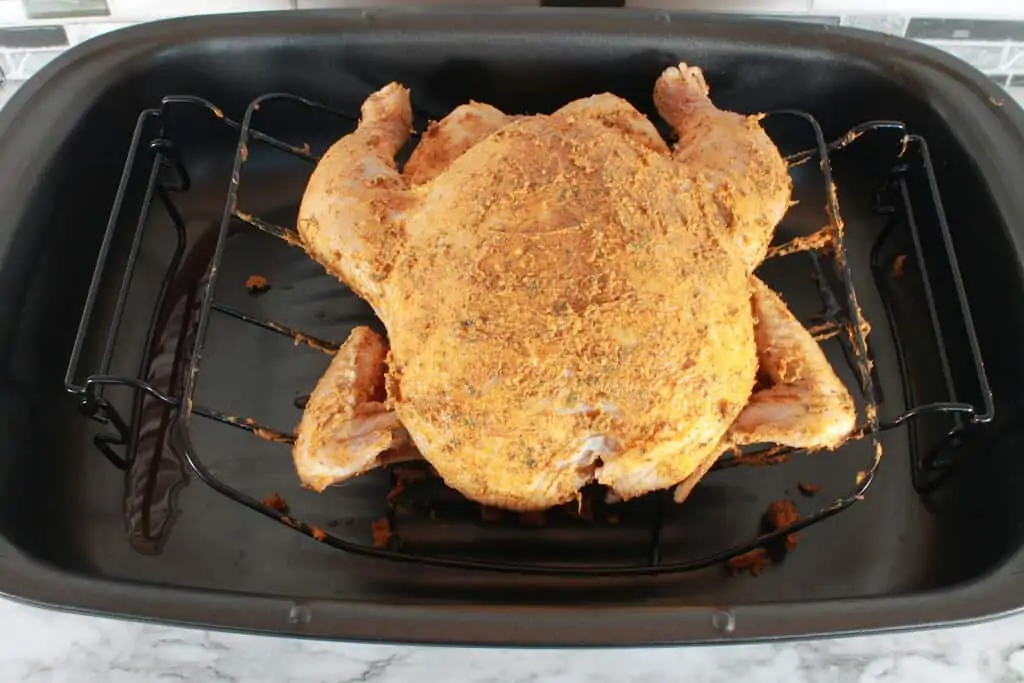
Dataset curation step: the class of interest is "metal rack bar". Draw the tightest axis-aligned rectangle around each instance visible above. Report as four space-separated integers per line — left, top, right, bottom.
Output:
905 135 993 424
211 302 338 353
232 210 303 245
66 107 162 396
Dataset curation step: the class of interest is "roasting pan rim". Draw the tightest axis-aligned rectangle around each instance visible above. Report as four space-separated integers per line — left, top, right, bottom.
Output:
2 549 1024 646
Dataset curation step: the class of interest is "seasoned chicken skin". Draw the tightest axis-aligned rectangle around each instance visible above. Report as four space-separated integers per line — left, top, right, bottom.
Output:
294 64 856 509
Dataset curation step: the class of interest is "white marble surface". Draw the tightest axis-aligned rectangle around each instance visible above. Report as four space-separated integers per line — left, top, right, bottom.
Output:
3 595 1024 682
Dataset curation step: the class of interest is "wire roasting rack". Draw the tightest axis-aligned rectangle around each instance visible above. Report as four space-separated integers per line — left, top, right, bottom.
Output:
64 90 994 576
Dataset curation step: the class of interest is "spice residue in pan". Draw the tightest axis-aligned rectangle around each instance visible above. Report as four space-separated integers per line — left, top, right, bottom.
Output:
244 274 270 294
891 254 908 279
727 498 803 576
261 492 290 514
797 481 821 497
372 517 392 548
728 548 771 576
766 498 801 551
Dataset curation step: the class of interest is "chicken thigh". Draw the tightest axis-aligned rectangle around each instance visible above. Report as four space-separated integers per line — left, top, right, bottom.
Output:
293 64 855 509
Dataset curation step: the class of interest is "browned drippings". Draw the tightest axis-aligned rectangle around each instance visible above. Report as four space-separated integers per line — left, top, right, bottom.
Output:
726 444 790 469
124 225 221 556
891 254 908 279
728 548 771 575
796 481 821 497
728 497 804 575
261 492 290 514
244 274 270 294
766 499 801 550
371 518 392 548
386 480 406 509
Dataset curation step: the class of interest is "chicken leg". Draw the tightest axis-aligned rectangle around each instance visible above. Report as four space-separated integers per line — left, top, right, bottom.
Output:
297 83 414 307
654 64 791 271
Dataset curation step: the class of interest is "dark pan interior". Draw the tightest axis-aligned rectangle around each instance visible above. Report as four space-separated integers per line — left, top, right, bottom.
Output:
3 11 1024 634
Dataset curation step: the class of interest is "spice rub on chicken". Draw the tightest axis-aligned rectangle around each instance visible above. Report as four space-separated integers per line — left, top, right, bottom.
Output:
292 63 856 510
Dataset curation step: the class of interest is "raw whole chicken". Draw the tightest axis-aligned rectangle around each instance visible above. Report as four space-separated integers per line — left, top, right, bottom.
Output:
291 63 856 510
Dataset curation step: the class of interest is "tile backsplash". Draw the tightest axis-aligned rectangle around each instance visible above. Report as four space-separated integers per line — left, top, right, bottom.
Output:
2 0 1024 87
22 0 109 19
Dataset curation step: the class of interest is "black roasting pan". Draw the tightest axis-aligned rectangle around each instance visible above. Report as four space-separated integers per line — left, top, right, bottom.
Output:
1 9 1024 645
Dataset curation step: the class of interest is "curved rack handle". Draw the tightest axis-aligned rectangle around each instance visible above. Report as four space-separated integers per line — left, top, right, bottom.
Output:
890 135 994 427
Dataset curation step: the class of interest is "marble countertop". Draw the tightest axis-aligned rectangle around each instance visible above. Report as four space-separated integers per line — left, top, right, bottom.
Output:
3 596 1024 682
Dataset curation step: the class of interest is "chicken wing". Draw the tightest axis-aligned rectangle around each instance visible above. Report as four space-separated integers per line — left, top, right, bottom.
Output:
292 326 414 492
